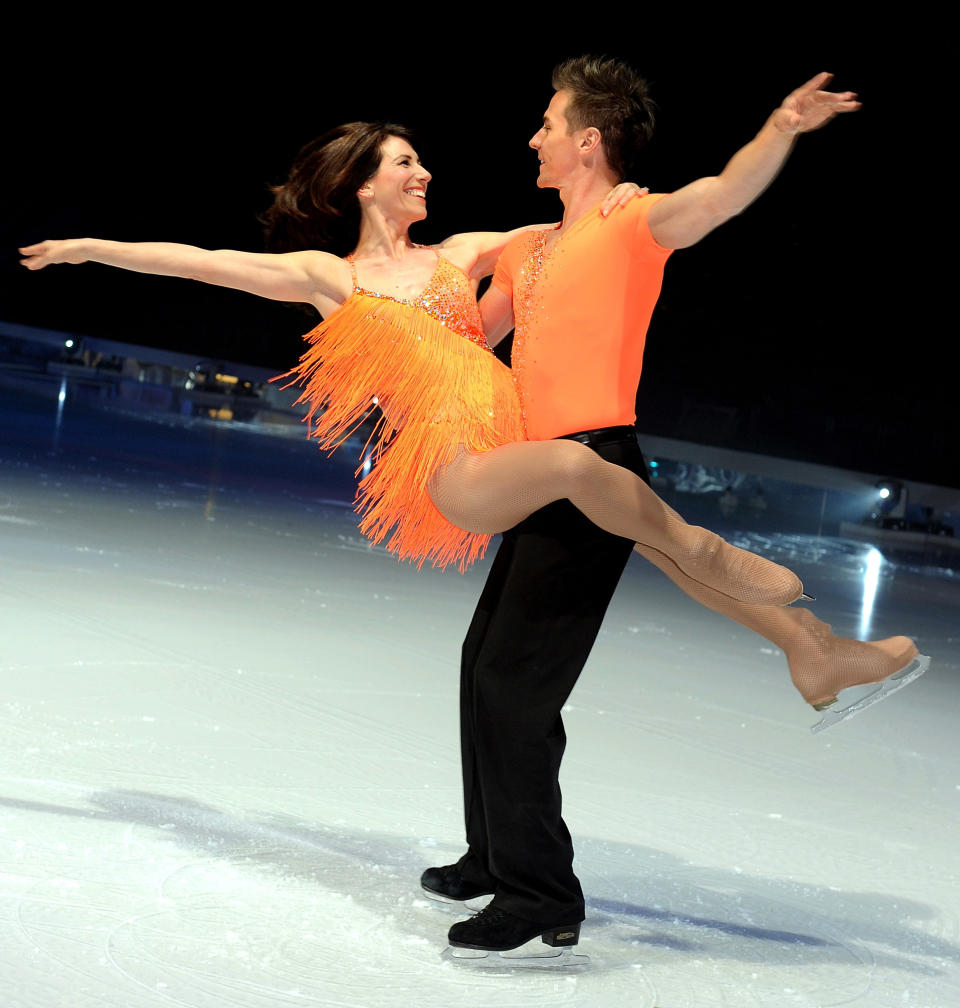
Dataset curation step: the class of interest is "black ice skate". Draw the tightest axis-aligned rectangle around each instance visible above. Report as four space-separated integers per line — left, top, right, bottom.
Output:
420 863 495 914
443 904 588 968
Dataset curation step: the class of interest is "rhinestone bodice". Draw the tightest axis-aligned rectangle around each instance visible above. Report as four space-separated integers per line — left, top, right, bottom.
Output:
348 252 487 348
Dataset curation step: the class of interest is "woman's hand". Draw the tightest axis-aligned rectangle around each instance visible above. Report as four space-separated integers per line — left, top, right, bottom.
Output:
20 239 89 269
601 182 649 217
19 238 348 310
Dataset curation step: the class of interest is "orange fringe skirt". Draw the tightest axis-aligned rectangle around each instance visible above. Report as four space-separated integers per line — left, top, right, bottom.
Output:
277 293 526 571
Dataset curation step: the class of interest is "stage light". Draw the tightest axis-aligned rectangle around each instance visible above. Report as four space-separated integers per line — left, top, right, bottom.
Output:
874 479 903 505
872 479 908 524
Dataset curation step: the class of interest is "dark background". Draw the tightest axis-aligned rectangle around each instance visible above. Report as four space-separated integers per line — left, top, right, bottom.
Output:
2 20 949 487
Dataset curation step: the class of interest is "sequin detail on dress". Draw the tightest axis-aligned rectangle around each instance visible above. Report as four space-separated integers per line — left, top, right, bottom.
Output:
277 254 525 571
349 250 489 349
507 228 556 431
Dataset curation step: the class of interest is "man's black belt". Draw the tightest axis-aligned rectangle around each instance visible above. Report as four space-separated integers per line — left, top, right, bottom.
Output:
556 425 638 448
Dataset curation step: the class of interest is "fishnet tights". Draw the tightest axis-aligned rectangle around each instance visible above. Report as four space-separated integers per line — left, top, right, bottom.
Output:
429 440 802 607
632 542 918 706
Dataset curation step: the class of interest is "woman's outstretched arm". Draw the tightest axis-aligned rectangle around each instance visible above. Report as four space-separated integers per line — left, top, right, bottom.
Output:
19 239 352 311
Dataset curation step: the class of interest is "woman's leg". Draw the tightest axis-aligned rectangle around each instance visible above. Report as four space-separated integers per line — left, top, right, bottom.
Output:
429 439 803 607
633 541 926 729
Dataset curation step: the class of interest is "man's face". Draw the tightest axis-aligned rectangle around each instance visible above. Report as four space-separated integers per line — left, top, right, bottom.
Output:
528 90 582 189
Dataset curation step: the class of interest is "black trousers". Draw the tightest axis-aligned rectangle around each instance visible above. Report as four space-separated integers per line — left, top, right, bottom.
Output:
458 426 649 924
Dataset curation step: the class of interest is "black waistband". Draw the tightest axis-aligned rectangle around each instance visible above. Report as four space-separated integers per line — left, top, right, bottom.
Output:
555 425 638 447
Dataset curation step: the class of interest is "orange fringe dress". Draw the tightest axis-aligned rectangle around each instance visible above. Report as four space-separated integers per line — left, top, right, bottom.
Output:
280 253 526 571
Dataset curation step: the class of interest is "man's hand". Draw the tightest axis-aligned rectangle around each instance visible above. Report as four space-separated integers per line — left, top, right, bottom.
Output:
771 72 861 135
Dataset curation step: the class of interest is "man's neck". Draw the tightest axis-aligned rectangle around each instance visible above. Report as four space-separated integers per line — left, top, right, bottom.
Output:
556 173 620 233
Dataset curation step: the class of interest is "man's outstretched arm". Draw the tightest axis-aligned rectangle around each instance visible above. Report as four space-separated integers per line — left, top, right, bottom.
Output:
649 72 860 250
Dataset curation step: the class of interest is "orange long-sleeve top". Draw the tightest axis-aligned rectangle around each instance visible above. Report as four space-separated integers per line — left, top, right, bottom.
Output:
492 193 672 441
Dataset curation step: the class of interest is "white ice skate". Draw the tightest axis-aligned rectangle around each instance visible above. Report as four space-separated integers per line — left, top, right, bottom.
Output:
810 653 931 733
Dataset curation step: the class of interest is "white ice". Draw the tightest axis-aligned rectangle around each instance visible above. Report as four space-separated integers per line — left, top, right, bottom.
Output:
1 378 958 1008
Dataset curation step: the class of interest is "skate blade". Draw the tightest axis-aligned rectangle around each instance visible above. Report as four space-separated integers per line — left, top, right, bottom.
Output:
442 944 589 969
810 654 931 734
420 888 493 915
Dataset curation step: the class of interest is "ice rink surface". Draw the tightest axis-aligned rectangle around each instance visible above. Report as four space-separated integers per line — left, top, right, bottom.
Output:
1 379 958 1008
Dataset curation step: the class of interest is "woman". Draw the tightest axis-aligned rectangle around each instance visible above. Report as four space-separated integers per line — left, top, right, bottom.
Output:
20 122 926 725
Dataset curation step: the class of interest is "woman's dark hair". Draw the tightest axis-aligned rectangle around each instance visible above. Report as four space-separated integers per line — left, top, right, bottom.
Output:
551 55 656 182
262 121 417 256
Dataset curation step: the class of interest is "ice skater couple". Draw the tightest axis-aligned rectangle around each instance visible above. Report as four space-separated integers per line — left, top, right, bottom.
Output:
21 55 929 964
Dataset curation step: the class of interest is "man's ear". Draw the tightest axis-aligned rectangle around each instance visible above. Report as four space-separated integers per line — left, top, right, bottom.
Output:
579 127 602 153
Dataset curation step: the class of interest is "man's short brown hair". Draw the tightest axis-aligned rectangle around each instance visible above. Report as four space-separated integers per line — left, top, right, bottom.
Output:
551 55 656 181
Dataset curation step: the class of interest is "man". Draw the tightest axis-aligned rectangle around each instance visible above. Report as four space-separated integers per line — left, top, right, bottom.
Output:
422 56 860 956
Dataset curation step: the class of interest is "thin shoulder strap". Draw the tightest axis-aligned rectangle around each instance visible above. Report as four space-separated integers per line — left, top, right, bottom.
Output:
345 254 359 291
415 243 441 265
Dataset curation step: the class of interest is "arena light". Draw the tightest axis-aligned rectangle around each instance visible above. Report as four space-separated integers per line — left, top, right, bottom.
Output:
875 479 902 504
872 479 907 522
